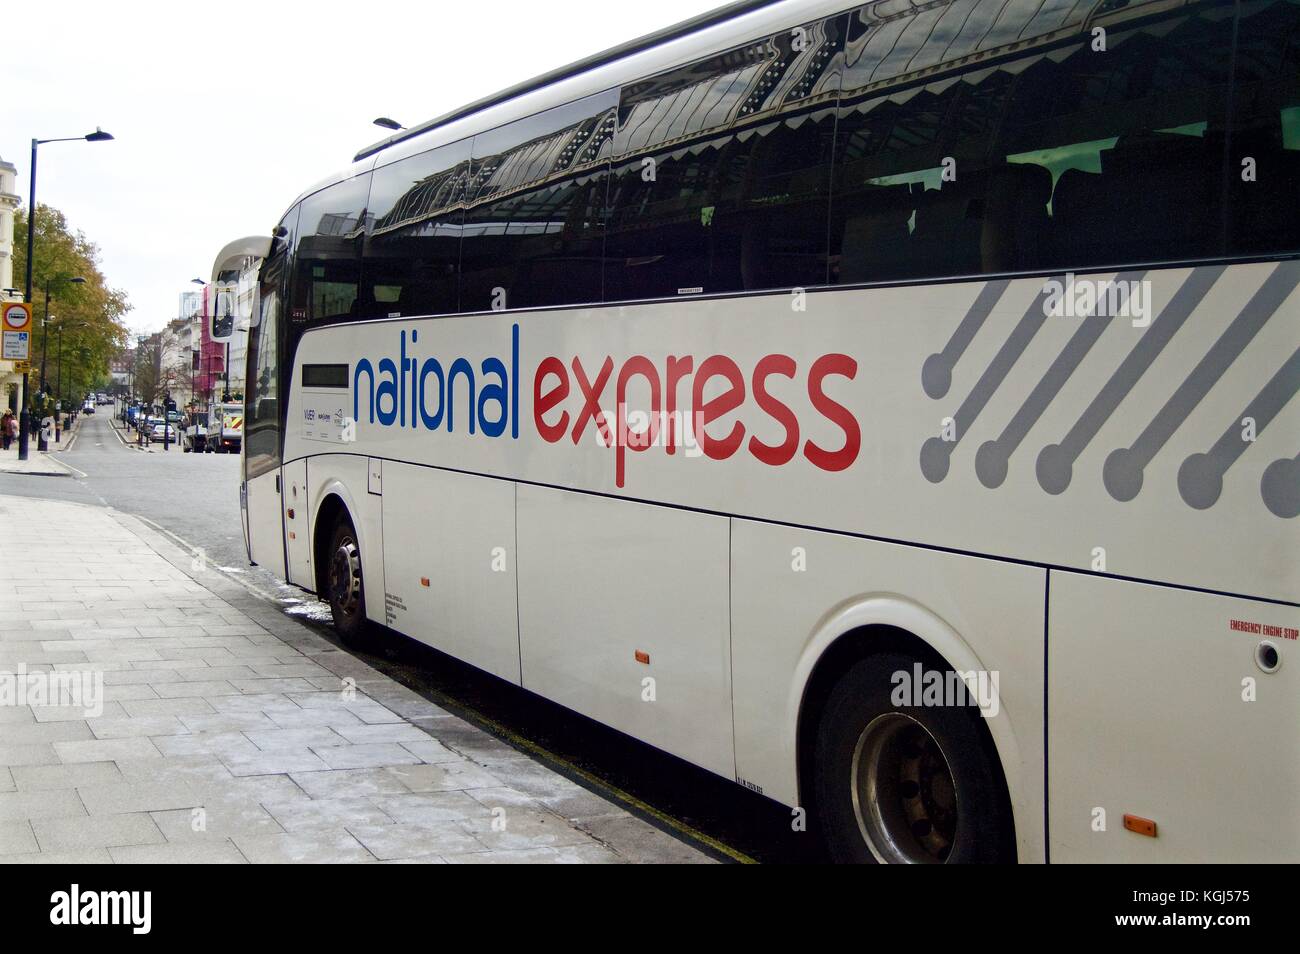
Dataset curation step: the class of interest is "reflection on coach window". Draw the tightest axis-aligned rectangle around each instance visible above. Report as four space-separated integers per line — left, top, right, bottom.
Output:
245 214 293 481
1225 0 1300 257
829 0 1234 285
364 140 473 318
459 91 618 312
291 173 371 323
604 14 846 301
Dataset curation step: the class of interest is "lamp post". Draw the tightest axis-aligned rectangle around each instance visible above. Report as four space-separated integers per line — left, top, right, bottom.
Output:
55 342 90 443
37 276 86 447
39 275 85 394
18 127 114 460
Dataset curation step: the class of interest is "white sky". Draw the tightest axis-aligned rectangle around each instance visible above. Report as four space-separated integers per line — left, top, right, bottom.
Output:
4 0 720 335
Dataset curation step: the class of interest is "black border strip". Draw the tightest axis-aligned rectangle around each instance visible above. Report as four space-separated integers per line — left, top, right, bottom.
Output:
295 251 1300 332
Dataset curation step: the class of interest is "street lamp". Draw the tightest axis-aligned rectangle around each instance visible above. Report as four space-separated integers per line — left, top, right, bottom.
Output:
39 276 85 392
35 276 86 449
18 127 114 460
373 117 404 131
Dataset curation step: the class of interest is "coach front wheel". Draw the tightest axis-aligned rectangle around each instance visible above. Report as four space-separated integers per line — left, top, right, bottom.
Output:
326 517 375 649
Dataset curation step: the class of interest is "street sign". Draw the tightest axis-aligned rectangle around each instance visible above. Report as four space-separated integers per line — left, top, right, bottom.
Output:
3 303 32 361
13 360 31 373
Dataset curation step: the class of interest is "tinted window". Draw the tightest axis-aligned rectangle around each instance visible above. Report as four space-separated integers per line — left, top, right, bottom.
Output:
605 16 846 301
291 173 371 322
1226 0 1300 256
364 140 472 318
458 91 617 311
245 210 294 480
831 0 1234 283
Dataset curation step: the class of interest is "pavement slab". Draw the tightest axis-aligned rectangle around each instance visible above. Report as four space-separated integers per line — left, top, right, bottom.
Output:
0 493 709 863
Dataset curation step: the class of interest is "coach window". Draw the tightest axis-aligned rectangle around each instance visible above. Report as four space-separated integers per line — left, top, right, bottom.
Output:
604 15 846 302
998 0 1232 271
830 0 1233 284
364 140 472 318
291 172 371 323
1224 0 1300 257
458 90 617 312
245 209 294 480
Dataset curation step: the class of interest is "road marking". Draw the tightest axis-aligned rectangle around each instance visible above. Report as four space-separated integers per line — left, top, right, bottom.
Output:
55 458 88 479
108 421 134 449
130 513 285 604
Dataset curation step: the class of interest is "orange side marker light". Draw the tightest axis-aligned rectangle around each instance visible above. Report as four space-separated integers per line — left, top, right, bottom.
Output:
634 650 650 665
420 577 430 587
1123 814 1157 837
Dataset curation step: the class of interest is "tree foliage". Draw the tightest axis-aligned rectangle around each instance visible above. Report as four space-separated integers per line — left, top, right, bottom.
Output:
13 204 131 405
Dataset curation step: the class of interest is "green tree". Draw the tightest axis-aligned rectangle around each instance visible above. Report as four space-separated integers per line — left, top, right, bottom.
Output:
13 204 131 404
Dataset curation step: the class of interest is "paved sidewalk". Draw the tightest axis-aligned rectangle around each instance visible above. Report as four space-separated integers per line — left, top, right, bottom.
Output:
0 493 709 863
0 424 79 478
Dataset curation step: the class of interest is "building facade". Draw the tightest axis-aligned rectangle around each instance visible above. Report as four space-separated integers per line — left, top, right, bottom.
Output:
0 156 24 413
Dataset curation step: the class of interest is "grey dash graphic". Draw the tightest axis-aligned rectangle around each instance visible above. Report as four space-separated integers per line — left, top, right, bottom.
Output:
922 279 1011 400
1037 266 1224 495
921 283 1053 483
978 271 1146 489
1103 261 1300 502
1178 347 1300 510
1261 453 1300 519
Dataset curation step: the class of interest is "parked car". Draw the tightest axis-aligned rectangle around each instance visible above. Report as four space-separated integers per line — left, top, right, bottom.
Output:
150 422 177 442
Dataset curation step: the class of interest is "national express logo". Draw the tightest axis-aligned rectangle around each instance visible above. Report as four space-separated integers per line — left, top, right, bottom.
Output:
351 324 861 488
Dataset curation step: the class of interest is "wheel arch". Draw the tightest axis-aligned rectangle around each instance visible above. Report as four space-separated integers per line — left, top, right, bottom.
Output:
311 481 362 598
789 595 1024 857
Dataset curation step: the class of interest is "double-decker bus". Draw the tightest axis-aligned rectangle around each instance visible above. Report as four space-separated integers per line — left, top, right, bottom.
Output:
231 0 1299 862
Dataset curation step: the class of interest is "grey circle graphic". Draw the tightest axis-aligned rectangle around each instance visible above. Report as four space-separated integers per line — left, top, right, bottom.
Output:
1103 448 1144 502
1036 443 1073 495
1261 457 1300 518
1177 453 1223 510
975 440 1008 489
919 437 951 483
922 353 952 400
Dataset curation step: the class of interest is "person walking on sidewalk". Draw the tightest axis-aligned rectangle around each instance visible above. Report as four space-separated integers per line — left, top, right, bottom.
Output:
1 410 14 450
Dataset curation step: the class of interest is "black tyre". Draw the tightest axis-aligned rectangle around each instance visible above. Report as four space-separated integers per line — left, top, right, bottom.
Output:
813 652 1015 863
325 517 375 649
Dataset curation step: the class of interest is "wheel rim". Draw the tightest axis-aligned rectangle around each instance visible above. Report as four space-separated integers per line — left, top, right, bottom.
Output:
850 712 958 863
328 535 362 619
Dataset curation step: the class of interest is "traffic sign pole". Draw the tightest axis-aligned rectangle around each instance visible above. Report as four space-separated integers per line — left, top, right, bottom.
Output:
4 303 34 461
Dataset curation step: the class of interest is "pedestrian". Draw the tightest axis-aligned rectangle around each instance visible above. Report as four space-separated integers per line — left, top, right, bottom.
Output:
1 410 14 450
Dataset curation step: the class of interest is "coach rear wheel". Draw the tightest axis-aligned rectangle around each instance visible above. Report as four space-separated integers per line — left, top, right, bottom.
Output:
326 518 372 648
814 653 1015 864
851 713 957 862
